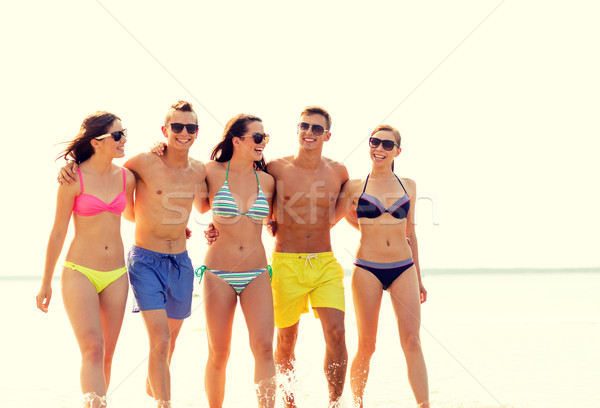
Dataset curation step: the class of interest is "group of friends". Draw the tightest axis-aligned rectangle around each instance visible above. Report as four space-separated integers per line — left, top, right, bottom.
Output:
36 101 429 408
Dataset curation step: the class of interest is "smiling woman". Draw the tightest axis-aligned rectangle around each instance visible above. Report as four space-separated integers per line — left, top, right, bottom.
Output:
196 113 276 408
36 111 135 408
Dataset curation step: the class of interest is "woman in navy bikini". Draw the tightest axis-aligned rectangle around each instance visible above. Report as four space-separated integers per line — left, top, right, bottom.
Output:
36 111 135 407
197 114 276 407
337 125 429 408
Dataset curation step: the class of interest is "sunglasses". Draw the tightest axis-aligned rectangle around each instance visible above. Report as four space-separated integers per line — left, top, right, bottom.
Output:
169 123 199 134
297 122 327 136
369 136 398 151
240 133 269 144
96 129 127 142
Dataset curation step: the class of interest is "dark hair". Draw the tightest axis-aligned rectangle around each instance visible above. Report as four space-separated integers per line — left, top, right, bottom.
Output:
371 124 401 171
210 114 267 172
164 100 197 124
57 111 121 164
300 105 331 130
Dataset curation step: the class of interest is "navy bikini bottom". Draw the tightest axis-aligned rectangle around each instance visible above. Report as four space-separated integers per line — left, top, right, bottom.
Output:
353 258 414 290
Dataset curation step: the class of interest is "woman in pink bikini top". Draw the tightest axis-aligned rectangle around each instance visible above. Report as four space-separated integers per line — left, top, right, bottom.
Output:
36 111 135 407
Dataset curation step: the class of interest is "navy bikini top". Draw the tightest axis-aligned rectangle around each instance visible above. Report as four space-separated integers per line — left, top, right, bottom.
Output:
356 174 410 220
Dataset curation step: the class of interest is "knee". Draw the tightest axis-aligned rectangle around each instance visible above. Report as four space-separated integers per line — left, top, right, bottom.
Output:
81 336 105 364
149 337 170 360
357 338 376 357
208 343 231 367
325 324 346 348
250 336 274 359
276 330 298 352
400 333 422 353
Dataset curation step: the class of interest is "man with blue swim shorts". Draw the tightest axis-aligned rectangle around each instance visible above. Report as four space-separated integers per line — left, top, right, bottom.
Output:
61 101 207 407
122 101 207 407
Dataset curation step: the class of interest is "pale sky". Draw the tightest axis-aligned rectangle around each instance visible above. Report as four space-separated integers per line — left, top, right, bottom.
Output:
1 0 599 276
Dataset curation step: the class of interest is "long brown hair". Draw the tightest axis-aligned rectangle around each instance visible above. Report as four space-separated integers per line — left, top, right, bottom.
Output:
210 114 267 172
57 111 121 164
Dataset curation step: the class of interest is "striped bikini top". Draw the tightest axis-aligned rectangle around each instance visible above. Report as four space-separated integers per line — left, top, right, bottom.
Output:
212 161 270 220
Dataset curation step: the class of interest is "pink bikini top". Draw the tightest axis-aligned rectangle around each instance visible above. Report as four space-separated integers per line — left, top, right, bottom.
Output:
73 168 127 216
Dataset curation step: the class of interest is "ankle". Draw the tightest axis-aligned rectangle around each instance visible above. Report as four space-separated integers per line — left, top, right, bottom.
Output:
83 392 107 408
417 401 430 408
156 399 172 408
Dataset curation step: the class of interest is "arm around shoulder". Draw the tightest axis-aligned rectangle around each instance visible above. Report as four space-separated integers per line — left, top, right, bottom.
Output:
122 168 136 222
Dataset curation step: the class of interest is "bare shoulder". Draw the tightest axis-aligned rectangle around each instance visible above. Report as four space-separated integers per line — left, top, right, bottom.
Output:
322 156 349 180
266 155 294 176
123 152 157 174
400 176 416 189
119 166 136 186
257 169 275 190
205 160 226 175
399 176 417 197
189 157 206 176
343 178 364 194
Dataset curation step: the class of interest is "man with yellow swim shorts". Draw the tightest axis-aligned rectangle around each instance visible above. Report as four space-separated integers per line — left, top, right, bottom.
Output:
205 106 349 407
266 106 349 407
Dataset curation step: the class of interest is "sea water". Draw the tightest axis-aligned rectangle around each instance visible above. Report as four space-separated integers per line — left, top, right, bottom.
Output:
1 270 599 407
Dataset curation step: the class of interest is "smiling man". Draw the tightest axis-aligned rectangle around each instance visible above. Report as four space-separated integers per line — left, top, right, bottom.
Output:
266 106 349 407
58 101 207 408
123 101 206 407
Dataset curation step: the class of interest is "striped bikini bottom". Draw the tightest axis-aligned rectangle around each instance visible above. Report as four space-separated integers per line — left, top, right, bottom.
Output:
195 265 272 296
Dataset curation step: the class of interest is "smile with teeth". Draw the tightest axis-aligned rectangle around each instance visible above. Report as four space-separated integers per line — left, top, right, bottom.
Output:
304 137 316 142
176 138 191 144
373 153 386 160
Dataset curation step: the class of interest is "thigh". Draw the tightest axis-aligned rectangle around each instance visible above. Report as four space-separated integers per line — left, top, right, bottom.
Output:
240 271 274 343
352 266 384 343
203 271 238 349
388 265 422 337
99 272 129 351
61 267 104 348
140 309 171 344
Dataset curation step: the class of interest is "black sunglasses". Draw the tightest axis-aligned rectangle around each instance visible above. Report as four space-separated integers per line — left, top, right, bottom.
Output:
369 136 398 151
169 123 199 134
297 122 327 136
240 133 269 144
95 129 127 142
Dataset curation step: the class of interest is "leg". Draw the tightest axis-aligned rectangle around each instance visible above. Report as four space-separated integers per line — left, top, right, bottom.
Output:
314 307 348 407
274 322 299 408
61 268 106 398
140 309 173 402
146 317 184 397
388 266 429 407
349 266 384 408
98 273 128 389
203 271 238 408
240 271 276 408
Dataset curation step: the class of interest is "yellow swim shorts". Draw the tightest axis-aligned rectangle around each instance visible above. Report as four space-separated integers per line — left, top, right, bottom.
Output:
271 252 345 328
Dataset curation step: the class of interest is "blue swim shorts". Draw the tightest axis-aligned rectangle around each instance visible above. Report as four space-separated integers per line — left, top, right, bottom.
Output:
127 246 194 319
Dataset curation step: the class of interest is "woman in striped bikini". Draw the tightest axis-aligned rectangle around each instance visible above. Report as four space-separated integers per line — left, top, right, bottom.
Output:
336 125 429 408
198 114 276 407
